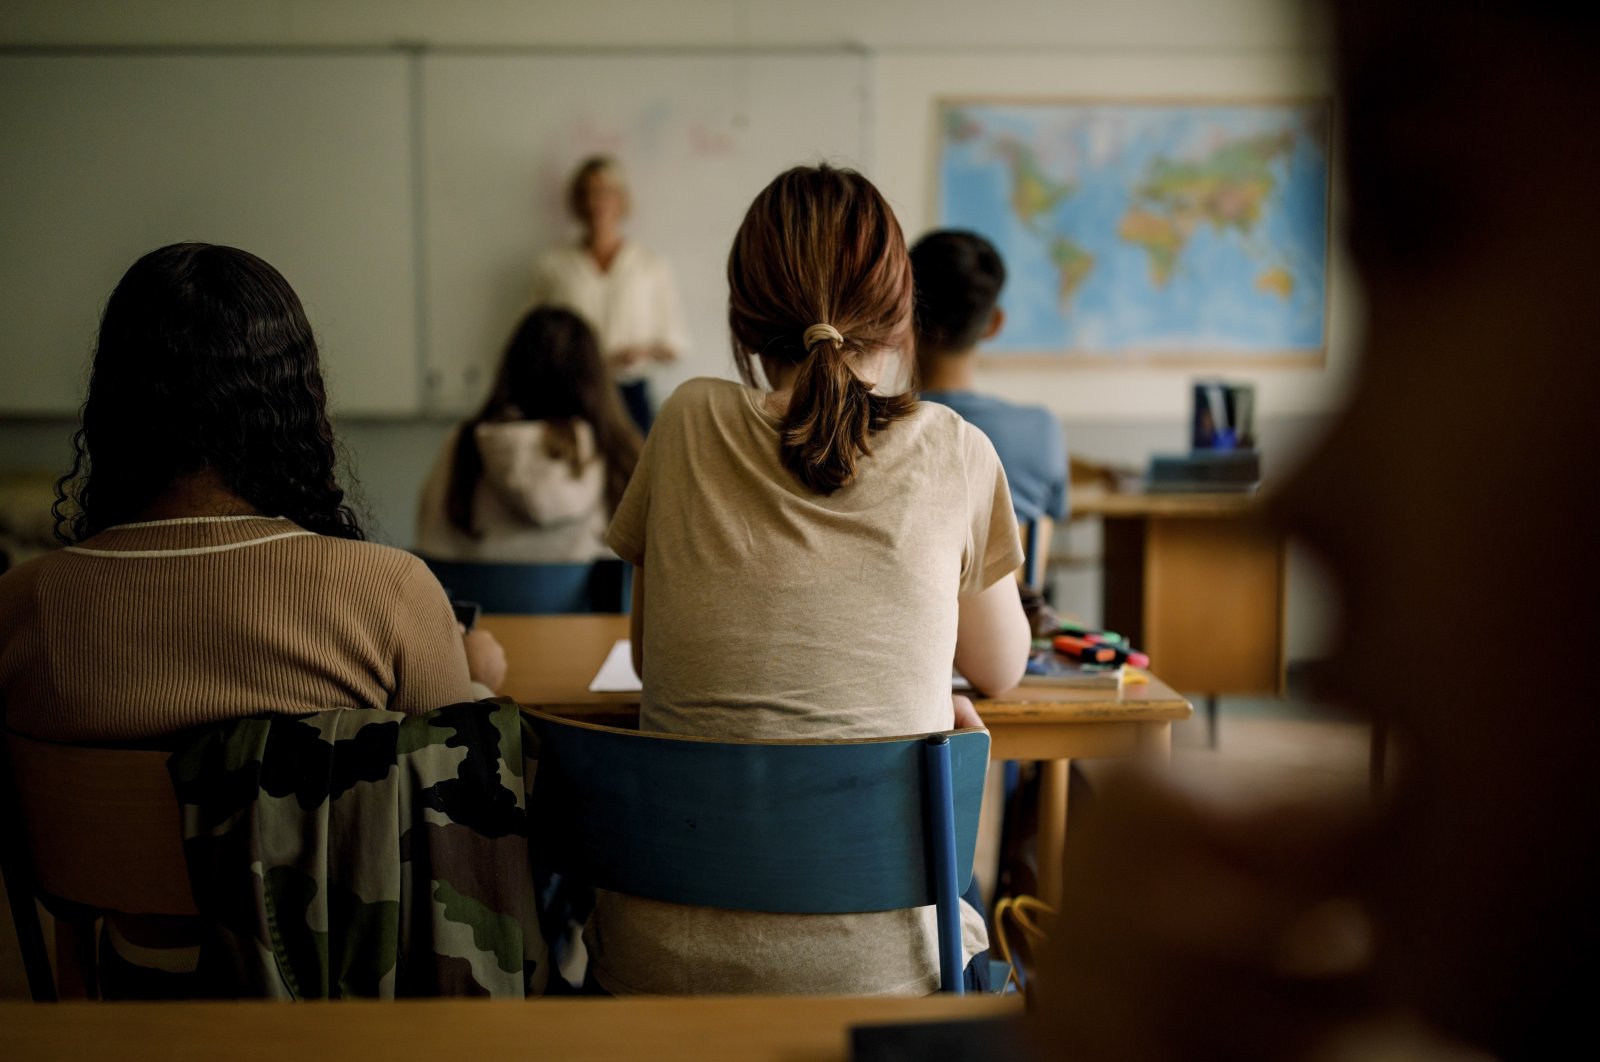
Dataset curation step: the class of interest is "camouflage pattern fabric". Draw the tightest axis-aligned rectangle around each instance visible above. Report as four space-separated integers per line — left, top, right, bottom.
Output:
167 700 547 999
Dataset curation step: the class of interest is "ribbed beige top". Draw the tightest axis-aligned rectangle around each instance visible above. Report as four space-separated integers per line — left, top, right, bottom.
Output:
0 516 473 741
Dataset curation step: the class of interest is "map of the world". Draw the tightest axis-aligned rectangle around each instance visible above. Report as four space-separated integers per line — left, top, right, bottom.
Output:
936 101 1330 360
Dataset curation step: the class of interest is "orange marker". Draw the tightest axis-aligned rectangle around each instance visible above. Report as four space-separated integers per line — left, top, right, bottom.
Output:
1053 635 1120 664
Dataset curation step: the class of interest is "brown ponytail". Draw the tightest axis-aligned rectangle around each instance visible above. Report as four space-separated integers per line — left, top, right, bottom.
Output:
728 165 917 495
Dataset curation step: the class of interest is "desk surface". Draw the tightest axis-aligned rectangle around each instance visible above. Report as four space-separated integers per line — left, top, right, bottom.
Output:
480 614 1192 726
0 996 1022 1062
1072 487 1267 519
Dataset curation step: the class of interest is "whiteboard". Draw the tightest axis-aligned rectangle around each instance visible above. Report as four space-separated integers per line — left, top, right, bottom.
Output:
0 55 417 415
420 52 869 414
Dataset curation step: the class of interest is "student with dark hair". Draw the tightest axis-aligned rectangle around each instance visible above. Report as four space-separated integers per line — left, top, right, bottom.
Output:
415 306 642 563
594 164 1032 995
911 230 1069 525
0 242 501 744
0 242 507 997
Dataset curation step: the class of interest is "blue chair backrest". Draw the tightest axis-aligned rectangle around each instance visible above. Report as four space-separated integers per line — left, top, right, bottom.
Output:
525 708 989 992
419 557 629 615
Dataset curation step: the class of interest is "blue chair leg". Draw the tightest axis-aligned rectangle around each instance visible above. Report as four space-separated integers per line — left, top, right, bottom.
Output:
924 735 965 995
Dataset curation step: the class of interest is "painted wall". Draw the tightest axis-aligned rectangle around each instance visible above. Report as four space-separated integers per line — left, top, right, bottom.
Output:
2 1 1325 51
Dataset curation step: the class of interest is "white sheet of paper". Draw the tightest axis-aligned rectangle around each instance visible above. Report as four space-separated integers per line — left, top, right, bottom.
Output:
588 639 642 693
588 639 968 695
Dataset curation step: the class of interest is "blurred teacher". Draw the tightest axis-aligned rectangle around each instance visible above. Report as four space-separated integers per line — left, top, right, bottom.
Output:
532 156 688 435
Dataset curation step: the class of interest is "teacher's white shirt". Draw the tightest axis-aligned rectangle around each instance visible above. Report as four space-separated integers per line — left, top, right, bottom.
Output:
531 241 689 385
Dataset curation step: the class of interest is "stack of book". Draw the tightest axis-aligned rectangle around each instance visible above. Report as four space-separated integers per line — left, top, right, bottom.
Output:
1019 624 1150 689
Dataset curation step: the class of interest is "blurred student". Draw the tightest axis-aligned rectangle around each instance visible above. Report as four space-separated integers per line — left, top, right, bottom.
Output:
416 307 642 564
594 164 1032 996
912 230 1068 526
531 156 688 434
0 242 503 745
1030 1 1600 1059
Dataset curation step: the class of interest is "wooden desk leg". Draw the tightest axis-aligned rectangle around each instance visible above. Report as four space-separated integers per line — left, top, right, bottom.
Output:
1037 760 1070 909
1138 721 1173 760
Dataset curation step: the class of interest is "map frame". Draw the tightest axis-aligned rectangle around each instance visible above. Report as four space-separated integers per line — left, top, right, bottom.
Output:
929 95 1334 369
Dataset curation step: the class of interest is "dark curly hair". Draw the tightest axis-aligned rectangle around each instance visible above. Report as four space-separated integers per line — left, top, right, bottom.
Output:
52 242 364 543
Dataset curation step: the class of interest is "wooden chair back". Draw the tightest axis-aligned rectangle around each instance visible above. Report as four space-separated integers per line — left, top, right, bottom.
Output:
0 728 196 1000
524 708 989 991
419 556 630 614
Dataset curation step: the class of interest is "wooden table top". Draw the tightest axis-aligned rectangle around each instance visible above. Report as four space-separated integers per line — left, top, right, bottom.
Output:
1072 486 1269 519
0 995 1023 1062
480 614 1192 725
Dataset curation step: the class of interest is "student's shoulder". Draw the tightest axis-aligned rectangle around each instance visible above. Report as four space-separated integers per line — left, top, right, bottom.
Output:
0 549 64 618
911 394 969 436
475 418 549 448
958 391 1060 432
1011 397 1064 435
957 393 1063 453
907 398 999 464
657 376 745 417
292 534 440 593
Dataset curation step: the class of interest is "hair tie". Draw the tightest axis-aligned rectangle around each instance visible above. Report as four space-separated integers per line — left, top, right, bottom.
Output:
803 323 843 351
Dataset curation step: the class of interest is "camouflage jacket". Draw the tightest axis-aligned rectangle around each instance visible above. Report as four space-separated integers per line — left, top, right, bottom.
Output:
167 700 548 998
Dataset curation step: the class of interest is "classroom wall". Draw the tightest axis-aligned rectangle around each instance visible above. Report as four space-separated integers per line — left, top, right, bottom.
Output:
0 0 1344 660
1 1 1326 50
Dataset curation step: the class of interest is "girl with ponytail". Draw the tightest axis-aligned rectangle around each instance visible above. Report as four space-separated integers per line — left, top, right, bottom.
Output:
594 164 1031 996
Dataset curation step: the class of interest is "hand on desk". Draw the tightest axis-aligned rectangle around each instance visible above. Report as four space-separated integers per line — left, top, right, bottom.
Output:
952 693 986 731
462 626 508 694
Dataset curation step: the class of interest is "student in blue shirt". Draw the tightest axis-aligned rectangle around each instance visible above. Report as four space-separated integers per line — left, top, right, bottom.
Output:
911 230 1069 525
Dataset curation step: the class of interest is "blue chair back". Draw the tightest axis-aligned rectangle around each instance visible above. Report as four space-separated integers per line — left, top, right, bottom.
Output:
524 708 989 992
1020 517 1053 591
419 557 630 615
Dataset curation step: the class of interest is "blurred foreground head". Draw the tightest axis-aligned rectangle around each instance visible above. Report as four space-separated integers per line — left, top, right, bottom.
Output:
1033 3 1600 1059
1294 3 1599 1052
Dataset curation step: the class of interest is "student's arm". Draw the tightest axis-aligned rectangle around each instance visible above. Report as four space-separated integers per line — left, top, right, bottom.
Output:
954 575 1030 697
462 628 508 694
629 568 645 678
390 554 476 711
955 425 1031 697
605 416 655 679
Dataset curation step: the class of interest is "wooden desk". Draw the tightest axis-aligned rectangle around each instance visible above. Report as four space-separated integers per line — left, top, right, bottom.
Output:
482 614 1191 906
1072 488 1287 744
0 995 1021 1062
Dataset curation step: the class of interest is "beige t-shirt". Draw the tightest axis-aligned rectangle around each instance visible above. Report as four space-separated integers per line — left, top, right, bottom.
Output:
592 377 1023 995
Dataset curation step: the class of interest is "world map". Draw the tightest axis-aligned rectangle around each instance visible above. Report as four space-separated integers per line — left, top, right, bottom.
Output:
936 102 1330 359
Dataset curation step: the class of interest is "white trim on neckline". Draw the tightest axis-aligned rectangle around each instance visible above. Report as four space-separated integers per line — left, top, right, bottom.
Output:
65 529 316 558
100 514 290 531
